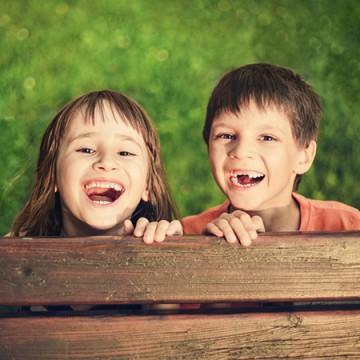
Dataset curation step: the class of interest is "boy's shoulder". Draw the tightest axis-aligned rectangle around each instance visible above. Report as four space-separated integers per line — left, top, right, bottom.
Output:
182 201 230 235
294 193 360 231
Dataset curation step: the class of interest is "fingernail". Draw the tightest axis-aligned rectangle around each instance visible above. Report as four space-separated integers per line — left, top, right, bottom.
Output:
143 237 151 244
242 237 251 247
228 235 237 243
249 231 257 239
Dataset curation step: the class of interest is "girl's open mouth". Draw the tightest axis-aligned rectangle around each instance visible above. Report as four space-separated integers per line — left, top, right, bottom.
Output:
84 181 124 205
229 170 265 188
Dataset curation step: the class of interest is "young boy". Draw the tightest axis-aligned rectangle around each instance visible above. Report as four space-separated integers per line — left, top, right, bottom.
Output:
182 63 360 245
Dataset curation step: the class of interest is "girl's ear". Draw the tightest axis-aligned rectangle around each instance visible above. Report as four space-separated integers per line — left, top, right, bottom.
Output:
55 185 58 193
295 140 317 175
141 188 149 202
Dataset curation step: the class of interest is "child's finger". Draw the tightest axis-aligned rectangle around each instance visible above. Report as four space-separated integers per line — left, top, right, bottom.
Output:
214 219 237 243
235 213 259 241
252 215 265 232
228 217 252 246
205 223 224 237
123 219 134 235
166 220 183 236
143 222 158 244
154 220 171 242
133 217 149 237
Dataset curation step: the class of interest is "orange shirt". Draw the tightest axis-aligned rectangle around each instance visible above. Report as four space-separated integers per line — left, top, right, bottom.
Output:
182 192 360 234
181 193 359 310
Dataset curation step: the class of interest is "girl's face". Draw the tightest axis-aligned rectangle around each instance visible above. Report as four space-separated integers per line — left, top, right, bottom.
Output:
55 103 149 236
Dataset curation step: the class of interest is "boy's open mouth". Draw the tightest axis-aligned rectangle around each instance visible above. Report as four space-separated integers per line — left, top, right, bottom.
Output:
229 171 265 188
84 181 123 205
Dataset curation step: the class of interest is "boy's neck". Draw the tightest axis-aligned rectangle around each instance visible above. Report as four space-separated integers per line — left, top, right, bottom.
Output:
230 196 301 232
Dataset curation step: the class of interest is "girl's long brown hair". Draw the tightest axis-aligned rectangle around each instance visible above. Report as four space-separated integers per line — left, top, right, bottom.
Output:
11 90 177 236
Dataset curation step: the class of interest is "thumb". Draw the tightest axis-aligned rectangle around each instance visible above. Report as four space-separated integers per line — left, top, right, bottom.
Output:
123 219 134 235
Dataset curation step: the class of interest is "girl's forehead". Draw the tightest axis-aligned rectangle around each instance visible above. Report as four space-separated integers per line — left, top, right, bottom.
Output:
66 105 142 137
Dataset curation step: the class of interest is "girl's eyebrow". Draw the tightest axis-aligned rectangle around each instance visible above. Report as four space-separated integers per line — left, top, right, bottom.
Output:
68 132 143 147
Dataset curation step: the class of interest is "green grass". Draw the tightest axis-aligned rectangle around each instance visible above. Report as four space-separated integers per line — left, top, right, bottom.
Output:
0 0 359 233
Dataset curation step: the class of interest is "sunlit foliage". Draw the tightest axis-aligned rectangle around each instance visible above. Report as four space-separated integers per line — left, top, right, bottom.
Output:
0 0 359 233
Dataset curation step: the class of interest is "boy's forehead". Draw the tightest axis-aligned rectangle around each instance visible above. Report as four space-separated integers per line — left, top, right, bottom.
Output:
213 100 290 122
211 101 295 136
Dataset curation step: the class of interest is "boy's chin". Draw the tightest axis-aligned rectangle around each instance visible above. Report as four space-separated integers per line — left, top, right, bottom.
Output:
228 197 261 212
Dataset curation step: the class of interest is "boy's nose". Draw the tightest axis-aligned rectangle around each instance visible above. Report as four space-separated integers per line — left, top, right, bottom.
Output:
228 140 255 159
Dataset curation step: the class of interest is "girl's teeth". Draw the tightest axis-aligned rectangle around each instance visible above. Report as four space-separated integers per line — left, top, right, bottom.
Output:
85 182 122 191
92 200 112 205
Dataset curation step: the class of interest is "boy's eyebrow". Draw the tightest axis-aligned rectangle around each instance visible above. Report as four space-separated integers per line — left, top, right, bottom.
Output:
68 132 143 147
212 123 288 134
211 122 233 129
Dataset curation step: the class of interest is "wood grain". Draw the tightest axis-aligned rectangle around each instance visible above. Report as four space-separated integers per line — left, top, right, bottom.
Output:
1 310 360 359
1 232 360 305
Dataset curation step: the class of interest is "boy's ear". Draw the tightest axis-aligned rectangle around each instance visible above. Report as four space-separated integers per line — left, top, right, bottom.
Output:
295 140 317 175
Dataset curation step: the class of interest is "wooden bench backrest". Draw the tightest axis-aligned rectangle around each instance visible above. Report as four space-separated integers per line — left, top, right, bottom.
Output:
1 232 360 359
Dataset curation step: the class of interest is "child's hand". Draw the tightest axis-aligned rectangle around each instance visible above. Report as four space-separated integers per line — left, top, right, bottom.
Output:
132 218 183 244
205 210 265 246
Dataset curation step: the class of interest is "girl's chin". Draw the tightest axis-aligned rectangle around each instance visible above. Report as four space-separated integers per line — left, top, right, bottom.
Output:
81 221 126 235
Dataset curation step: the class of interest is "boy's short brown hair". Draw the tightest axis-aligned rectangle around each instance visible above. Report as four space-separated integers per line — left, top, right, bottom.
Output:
203 63 323 189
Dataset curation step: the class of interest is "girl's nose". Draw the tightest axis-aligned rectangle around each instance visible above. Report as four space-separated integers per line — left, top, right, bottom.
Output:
93 154 118 171
228 140 255 160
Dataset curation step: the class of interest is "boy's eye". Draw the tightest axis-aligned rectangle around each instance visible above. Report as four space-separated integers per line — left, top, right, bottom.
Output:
215 133 235 140
77 147 95 154
119 151 135 156
260 135 277 142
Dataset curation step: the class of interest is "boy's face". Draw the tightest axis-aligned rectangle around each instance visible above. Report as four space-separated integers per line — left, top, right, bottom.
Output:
208 100 315 211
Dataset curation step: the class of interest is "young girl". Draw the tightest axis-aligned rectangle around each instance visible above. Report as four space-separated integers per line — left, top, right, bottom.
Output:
10 90 182 242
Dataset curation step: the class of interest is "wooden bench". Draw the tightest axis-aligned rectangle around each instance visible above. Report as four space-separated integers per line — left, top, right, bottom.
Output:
1 232 360 359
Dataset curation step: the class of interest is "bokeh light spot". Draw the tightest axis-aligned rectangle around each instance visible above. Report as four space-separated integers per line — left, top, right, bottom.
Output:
114 34 131 48
23 77 36 91
156 49 169 62
0 14 11 27
55 3 69 15
16 28 29 41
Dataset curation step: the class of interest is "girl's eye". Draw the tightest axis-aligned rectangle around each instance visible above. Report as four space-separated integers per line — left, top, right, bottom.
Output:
77 147 95 154
260 135 277 142
215 133 235 140
119 151 135 156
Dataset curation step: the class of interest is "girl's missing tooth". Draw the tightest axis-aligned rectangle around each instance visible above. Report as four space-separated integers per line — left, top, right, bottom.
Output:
10 90 181 241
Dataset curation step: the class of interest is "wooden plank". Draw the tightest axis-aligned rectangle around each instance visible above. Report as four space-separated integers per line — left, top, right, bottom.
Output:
1 232 360 305
1 310 360 359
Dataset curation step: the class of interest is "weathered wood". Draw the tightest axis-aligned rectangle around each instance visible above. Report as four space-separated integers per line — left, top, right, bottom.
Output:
1 232 360 305
1 310 360 359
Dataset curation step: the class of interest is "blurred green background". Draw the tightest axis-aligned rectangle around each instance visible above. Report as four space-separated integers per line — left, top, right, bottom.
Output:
0 0 359 233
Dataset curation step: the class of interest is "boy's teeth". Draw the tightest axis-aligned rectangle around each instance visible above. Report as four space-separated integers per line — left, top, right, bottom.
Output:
230 170 265 187
232 171 264 178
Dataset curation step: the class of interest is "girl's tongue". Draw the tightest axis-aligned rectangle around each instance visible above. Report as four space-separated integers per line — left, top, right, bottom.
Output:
86 187 121 203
